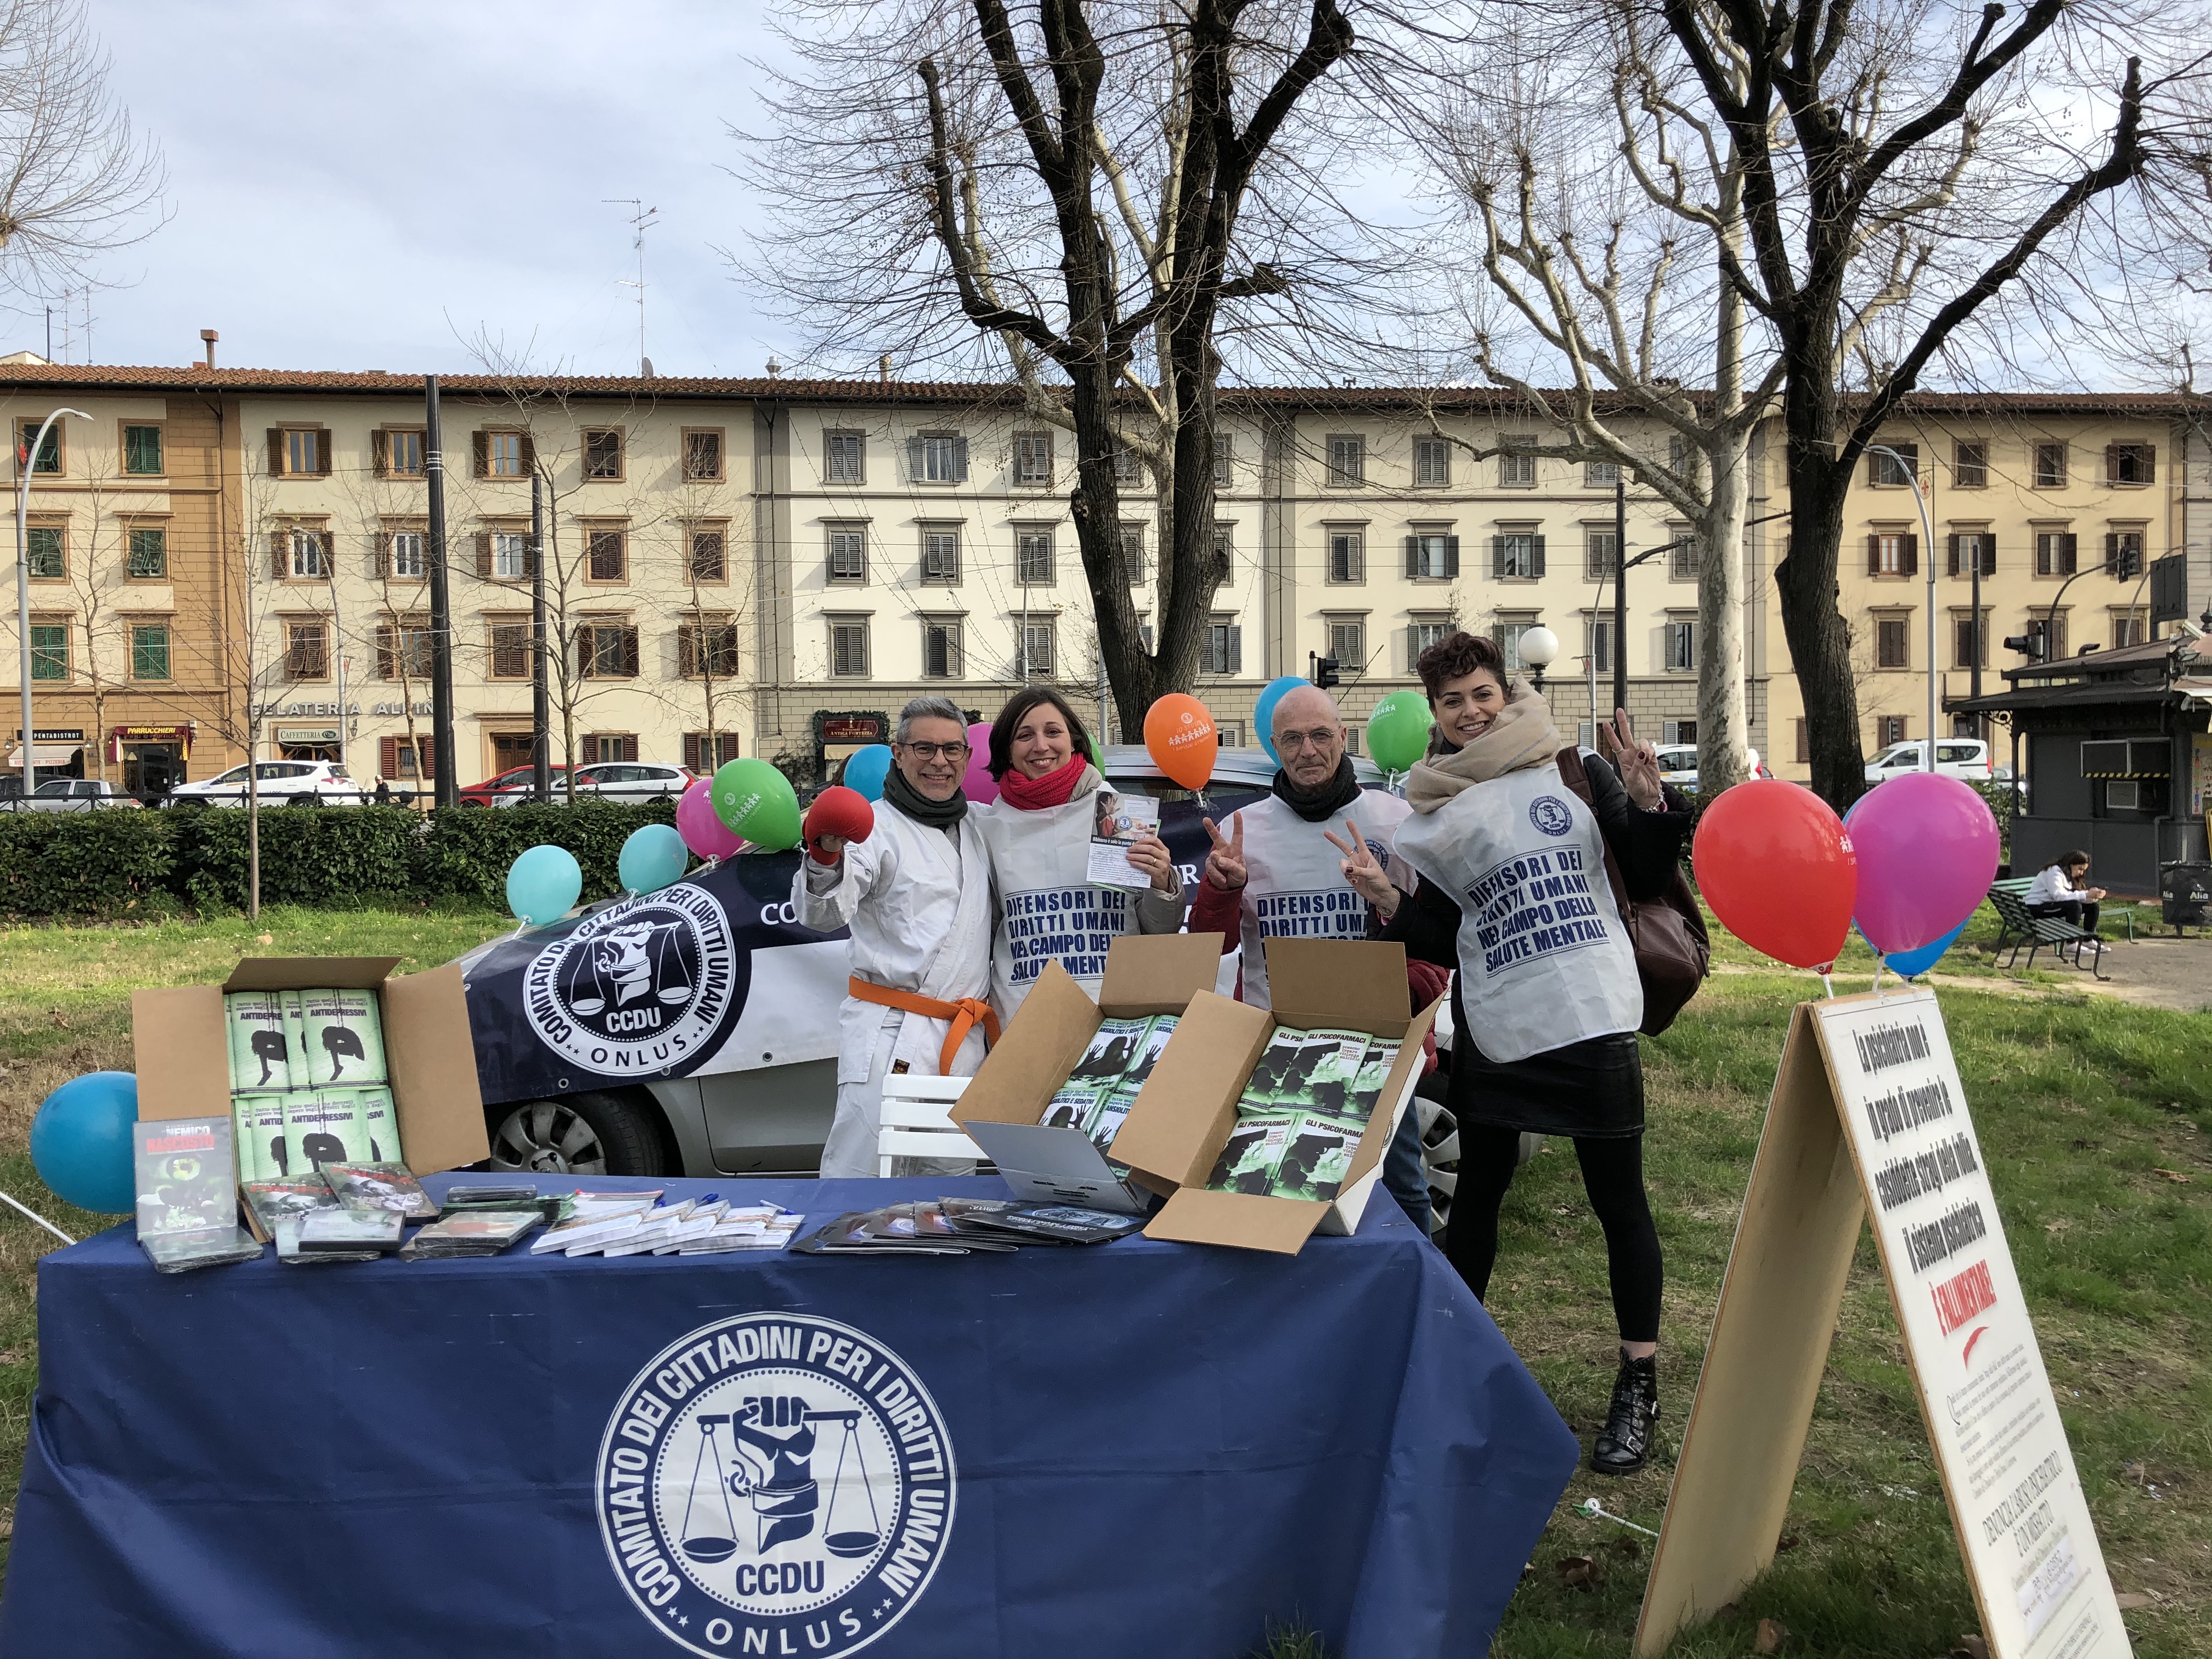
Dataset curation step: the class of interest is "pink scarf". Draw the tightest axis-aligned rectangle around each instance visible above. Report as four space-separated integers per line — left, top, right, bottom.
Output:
995 754 1096 811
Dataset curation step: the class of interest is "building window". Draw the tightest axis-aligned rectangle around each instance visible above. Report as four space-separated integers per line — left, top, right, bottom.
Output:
288 528 330 579
1868 443 1918 487
1325 434 1364 487
1951 611 1989 669
493 532 531 581
828 618 870 678
1947 531 1995 577
1017 529 1054 585
922 619 963 679
688 528 726 584
1328 529 1364 584
381 429 425 476
25 525 63 578
922 527 961 583
684 732 743 771
1664 617 1697 672
1406 532 1458 580
17 421 60 474
131 623 170 681
2110 608 2148 647
1866 532 1916 578
281 429 327 477
127 527 167 578
1016 618 1056 679
1212 432 1234 489
1585 616 1613 674
827 527 867 584
684 429 725 482
489 622 532 680
1111 443 1144 486
1013 431 1053 487
1327 616 1365 666
1876 715 1909 747
579 623 641 678
678 621 742 678
122 424 163 475
285 621 330 680
2106 443 2154 486
479 430 529 479
1492 531 1544 580
909 432 968 484
29 622 66 680
2034 530 2078 576
1212 523 1234 565
1200 616 1242 676
1660 719 1698 746
1584 529 1618 581
1875 615 1910 669
386 531 425 580
1408 619 1455 663
1116 523 1144 585
377 619 437 680
1585 458 1618 488
2033 442 2067 488
1414 436 1451 487
1498 438 1536 488
825 430 866 484
1670 533 1702 581
586 527 627 583
582 428 624 482
2105 529 2145 579
588 734 639 764
1953 441 1987 489
382 735 436 780
1496 616 1541 670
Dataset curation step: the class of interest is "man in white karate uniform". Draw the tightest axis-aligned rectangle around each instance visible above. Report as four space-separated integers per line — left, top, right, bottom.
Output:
794 696 994 1178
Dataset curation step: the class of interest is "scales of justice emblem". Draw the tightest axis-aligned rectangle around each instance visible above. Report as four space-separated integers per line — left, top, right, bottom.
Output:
524 887 737 1075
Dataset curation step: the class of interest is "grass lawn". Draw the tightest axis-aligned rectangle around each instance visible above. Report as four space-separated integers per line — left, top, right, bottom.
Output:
0 905 2204 1657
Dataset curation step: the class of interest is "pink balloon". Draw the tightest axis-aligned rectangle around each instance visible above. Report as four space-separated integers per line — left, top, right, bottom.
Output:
961 721 1000 805
676 777 743 861
1849 772 2000 954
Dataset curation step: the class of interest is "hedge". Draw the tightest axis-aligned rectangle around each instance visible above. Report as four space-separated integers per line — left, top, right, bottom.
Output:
0 799 679 920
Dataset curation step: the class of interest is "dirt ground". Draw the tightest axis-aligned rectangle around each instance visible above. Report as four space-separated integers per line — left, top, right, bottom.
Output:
1976 908 2212 1014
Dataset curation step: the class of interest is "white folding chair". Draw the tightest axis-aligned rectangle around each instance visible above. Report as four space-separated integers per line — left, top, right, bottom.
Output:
875 1075 989 1177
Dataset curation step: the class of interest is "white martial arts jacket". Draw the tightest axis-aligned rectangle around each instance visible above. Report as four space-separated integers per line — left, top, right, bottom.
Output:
793 799 995 1084
1218 788 1415 1009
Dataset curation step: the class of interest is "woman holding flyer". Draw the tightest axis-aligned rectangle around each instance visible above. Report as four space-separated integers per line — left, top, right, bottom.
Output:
1351 631 1692 1476
975 687 1183 1020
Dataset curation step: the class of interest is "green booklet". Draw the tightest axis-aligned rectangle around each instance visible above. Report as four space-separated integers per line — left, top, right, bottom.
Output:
1041 1080 1104 1132
1121 1015 1177 1086
224 991 297 1093
1346 1041 1403 1126
1205 1111 1296 1195
1247 1027 1370 1112
1069 1017 1152 1084
1269 1111 1368 1203
283 1087 401 1168
229 1091 264 1185
1083 1086 1141 1158
236 1094 293 1181
296 986 388 1089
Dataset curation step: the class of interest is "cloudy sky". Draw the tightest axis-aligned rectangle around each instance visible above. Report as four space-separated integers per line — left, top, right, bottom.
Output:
43 1 789 377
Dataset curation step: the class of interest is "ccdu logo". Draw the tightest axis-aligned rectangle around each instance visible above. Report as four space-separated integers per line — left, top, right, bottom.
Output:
598 1313 957 1658
1528 795 1576 838
524 887 737 1074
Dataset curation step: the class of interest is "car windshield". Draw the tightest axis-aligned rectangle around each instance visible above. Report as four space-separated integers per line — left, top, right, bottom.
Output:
33 781 70 796
1872 745 1914 766
208 765 249 786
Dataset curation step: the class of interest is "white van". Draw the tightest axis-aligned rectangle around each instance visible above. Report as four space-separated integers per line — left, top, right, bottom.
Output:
1863 739 1992 782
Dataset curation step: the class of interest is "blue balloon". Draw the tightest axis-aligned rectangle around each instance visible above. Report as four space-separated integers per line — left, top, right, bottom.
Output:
840 744 893 802
507 843 583 927
618 823 688 895
31 1071 138 1215
1886 916 1971 979
1252 675 1308 765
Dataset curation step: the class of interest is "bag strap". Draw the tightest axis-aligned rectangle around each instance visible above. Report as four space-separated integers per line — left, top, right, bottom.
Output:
1554 750 1638 922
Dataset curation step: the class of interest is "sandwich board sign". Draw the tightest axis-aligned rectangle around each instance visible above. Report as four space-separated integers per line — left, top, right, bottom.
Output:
1635 989 2130 1659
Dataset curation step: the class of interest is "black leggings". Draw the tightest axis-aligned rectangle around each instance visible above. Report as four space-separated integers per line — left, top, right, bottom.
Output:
2030 899 2100 933
1445 1126 1663 1344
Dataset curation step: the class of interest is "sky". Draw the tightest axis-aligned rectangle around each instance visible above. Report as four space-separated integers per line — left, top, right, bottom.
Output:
36 1 792 378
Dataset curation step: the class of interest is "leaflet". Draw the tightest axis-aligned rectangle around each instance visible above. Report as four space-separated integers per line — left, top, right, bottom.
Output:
1085 791 1161 892
1069 1018 1153 1084
1206 1111 1297 1194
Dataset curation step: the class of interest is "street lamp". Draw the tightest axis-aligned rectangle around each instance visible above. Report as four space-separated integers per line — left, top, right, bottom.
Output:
16 407 91 792
1862 444 1937 771
1520 624 1561 693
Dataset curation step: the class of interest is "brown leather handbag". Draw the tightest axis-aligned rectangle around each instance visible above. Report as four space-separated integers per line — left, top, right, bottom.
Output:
1555 750 1711 1035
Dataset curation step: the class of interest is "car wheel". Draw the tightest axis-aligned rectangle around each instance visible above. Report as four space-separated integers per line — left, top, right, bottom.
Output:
287 792 319 807
484 1090 666 1177
1417 1093 1457 1232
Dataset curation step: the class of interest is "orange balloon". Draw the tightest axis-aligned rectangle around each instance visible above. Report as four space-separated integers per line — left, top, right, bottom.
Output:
1143 693 1219 791
1691 780 1857 970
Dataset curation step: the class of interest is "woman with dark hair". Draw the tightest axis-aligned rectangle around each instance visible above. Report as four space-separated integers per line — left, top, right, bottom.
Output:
1339 630 1694 1475
975 686 1183 1020
2026 850 2105 938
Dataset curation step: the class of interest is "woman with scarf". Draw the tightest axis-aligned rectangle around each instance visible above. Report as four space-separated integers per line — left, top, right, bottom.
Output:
975 686 1183 1022
1345 631 1692 1475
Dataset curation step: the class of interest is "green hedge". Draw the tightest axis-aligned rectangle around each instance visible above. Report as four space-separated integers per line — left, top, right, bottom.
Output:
0 799 680 919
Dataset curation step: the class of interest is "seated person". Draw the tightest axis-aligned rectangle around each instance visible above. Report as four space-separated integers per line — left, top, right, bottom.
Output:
2025 850 2105 935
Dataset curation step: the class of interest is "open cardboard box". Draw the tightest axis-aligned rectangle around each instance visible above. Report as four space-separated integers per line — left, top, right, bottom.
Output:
133 958 489 1241
1110 938 1443 1256
951 933 1225 1214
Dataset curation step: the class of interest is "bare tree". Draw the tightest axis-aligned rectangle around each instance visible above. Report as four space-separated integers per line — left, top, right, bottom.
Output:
0 0 167 308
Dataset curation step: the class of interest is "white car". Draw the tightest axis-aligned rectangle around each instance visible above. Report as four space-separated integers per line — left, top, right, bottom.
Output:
1864 739 1993 782
7 778 142 811
166 760 369 806
493 760 693 806
1654 745 1700 789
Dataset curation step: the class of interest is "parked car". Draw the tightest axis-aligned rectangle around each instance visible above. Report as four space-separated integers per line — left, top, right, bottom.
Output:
165 760 368 806
5 778 142 811
1864 738 1993 782
459 764 574 807
1645 744 1773 793
495 760 692 807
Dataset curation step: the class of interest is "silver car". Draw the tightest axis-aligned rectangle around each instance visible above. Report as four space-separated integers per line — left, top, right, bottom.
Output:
7 778 143 811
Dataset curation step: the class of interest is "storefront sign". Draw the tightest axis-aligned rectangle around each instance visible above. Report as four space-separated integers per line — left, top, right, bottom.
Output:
29 729 83 743
815 713 887 746
275 726 342 745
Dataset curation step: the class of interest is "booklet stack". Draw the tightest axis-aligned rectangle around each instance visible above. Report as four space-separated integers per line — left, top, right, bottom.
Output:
134 1118 263 1273
1039 1014 1178 1159
1205 1025 1402 1202
399 1209 545 1260
794 1198 1145 1256
222 986 403 1182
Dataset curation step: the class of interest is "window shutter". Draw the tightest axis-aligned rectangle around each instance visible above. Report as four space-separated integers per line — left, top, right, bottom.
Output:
370 430 387 478
1902 534 1918 577
1491 535 1506 580
1349 540 1364 583
312 431 332 475
2061 533 2078 574
1444 535 1460 579
524 537 540 579
421 736 437 780
906 436 924 480
375 626 394 679
269 531 286 581
1981 540 1996 577
1530 535 1547 578
621 627 640 676
519 432 537 473
1795 719 1809 764
475 533 493 579
2104 444 2120 484
471 432 489 478
1404 535 1419 578
678 626 697 678
622 735 639 763
267 429 286 476
370 533 388 580
952 437 969 481
1867 534 1882 576
683 733 701 772
1227 625 1243 676
2141 444 2156 483
380 737 397 777
2105 532 2119 572
1946 534 1960 577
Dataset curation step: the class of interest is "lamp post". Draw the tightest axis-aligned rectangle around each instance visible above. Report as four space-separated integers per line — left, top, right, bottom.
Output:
15 407 91 792
1520 624 1561 694
1863 444 1938 771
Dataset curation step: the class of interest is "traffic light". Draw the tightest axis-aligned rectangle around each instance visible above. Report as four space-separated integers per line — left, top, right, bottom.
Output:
1312 656 1341 689
2002 620 2048 661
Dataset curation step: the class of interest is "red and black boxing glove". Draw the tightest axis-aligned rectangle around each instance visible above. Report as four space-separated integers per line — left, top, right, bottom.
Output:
803 786 875 866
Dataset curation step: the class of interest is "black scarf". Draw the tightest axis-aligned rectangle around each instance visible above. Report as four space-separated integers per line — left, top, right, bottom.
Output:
1271 754 1363 823
884 763 968 829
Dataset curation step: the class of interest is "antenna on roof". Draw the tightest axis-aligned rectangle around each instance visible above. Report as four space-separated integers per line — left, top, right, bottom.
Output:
605 198 659 375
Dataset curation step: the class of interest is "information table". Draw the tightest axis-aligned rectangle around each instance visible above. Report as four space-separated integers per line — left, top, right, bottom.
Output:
2 1176 1577 1659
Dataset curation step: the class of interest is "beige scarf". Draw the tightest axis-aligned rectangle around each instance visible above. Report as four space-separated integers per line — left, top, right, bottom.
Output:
1404 683 1567 814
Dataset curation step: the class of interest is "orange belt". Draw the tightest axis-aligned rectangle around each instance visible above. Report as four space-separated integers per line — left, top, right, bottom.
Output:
848 977 1000 1076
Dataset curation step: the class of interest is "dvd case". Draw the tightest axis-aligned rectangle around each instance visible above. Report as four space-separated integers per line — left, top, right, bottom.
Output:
322 1161 437 1221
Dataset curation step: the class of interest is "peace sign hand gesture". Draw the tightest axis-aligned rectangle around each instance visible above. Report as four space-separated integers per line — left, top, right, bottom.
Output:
1202 815 1248 891
1604 708 1664 809
1323 816 1398 918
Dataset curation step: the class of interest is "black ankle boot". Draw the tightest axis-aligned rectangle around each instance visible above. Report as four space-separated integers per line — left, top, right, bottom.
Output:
1591 1349 1660 1475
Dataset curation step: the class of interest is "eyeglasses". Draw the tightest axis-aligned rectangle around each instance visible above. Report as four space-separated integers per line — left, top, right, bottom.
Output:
1276 729 1340 752
898 741 970 761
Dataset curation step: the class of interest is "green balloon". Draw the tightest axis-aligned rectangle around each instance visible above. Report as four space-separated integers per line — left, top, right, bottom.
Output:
1365 690 1433 774
710 758 802 851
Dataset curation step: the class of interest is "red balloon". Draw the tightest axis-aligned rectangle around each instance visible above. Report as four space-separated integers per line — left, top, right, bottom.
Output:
1692 780 1857 970
1143 694 1218 791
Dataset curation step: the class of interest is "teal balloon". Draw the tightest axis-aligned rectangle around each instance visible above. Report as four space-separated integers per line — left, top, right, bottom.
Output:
1365 689 1432 774
1884 916 1970 979
1252 675 1308 765
507 843 583 926
31 1071 138 1215
712 758 803 851
840 744 893 802
618 823 688 895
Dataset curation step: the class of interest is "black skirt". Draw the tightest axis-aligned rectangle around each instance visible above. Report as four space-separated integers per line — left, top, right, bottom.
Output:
1446 1021 1645 1138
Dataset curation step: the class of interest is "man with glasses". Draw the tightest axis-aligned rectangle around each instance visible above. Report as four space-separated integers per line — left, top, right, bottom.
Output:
795 696 993 1177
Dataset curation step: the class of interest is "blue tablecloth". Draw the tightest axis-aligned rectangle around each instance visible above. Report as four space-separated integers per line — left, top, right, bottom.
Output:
0 1176 1577 1659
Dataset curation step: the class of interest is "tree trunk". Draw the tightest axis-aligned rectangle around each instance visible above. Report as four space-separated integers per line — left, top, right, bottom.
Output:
1695 431 1751 794
247 757 261 921
1775 398 1865 807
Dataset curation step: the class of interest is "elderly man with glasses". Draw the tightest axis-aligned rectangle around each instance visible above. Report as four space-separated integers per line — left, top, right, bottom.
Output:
794 695 993 1177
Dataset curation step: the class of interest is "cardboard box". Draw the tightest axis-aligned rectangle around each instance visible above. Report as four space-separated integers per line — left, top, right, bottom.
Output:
951 934 1224 1214
134 958 490 1237
1111 939 1443 1255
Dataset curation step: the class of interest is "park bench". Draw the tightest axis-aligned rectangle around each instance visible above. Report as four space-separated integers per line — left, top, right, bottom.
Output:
1987 877 2107 979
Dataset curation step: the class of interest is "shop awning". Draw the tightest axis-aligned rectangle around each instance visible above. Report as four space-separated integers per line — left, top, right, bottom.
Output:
4 743 84 769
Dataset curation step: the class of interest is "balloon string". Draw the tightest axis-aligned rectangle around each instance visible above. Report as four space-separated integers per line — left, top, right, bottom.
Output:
0 1189 76 1247
1871 958 1884 996
1820 972 1836 999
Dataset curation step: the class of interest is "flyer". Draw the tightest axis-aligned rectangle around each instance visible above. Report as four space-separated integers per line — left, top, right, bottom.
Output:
1085 791 1161 892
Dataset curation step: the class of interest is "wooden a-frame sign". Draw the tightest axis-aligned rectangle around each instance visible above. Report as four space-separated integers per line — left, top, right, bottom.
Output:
1635 989 2131 1659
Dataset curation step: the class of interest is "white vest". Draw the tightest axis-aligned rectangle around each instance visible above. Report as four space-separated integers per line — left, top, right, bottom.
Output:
975 795 1139 1021
1230 788 1414 1009
1393 764 1642 1064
